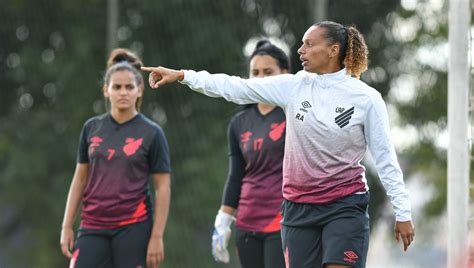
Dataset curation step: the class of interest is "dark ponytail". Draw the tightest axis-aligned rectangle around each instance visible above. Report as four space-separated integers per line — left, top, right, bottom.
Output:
314 21 368 78
250 39 290 72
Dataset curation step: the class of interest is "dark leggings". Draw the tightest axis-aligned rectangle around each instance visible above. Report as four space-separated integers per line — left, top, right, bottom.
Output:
70 219 152 268
235 228 286 268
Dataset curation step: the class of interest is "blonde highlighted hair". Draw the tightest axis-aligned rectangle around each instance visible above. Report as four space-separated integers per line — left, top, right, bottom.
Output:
315 21 368 78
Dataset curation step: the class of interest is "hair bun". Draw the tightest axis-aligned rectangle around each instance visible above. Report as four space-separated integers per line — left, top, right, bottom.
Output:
250 38 290 71
112 53 129 63
255 39 271 49
107 48 143 70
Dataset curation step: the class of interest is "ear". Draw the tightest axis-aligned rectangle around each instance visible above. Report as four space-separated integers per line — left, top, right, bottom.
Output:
103 85 109 98
329 44 340 58
138 85 144 97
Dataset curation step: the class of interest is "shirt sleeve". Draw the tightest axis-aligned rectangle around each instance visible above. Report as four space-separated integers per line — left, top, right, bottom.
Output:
180 70 296 109
77 124 89 163
222 120 246 208
148 126 171 174
365 93 412 222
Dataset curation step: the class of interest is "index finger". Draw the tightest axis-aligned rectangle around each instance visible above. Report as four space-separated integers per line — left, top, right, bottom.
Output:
141 66 157 72
61 244 72 258
401 234 410 251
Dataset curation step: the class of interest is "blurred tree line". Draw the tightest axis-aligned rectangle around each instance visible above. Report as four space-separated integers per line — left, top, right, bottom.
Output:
0 0 457 267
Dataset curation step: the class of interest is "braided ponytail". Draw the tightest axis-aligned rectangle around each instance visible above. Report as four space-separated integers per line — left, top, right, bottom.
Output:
314 21 369 78
344 26 368 78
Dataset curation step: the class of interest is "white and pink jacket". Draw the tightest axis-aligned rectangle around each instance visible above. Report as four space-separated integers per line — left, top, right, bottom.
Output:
180 68 412 222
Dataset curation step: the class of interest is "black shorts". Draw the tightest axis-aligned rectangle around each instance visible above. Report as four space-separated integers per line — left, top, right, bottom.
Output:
235 228 285 268
280 193 370 268
70 218 152 268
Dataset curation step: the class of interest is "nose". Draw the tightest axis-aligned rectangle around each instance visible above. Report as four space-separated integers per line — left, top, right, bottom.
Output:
297 44 304 55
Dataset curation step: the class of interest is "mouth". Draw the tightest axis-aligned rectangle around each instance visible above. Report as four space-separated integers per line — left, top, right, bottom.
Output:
300 57 308 66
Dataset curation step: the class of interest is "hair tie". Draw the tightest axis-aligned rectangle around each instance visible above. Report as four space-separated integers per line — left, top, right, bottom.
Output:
114 55 128 63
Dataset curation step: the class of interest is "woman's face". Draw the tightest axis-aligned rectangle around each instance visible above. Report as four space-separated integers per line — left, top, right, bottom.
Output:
249 54 287 78
297 25 339 74
104 70 141 112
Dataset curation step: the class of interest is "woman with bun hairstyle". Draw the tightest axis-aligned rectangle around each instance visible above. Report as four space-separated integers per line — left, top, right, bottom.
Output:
142 21 415 268
60 48 171 268
211 40 288 268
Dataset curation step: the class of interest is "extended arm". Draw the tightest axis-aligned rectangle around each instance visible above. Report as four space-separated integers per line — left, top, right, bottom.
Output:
141 66 295 108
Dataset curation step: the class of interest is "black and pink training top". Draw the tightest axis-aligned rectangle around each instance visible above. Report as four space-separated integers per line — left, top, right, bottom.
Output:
223 105 285 232
77 113 170 229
